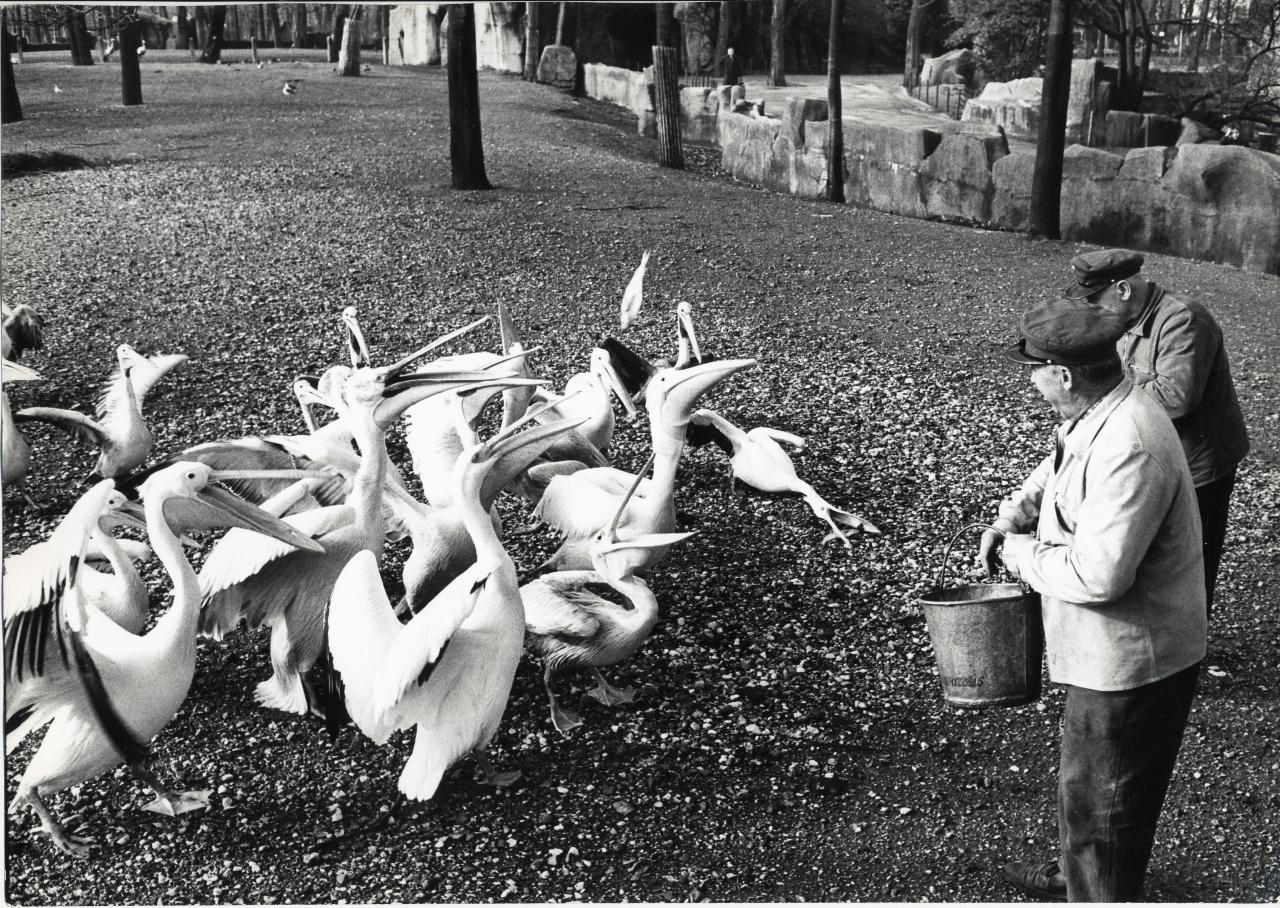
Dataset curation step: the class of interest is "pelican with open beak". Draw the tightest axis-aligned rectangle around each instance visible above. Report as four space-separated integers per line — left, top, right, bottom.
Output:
7 464 322 857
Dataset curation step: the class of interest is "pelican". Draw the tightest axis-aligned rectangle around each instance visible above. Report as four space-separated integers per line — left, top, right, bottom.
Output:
523 457 694 734
197 364 535 715
4 483 149 751
6 464 321 856
3 359 43 508
534 358 756 572
283 80 298 96
687 408 880 547
96 346 189 418
3 302 45 361
619 251 650 331
328 415 590 801
136 38 146 59
15 345 174 480
528 347 637 454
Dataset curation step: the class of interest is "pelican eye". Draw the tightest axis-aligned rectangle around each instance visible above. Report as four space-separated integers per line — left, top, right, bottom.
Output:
186 471 197 480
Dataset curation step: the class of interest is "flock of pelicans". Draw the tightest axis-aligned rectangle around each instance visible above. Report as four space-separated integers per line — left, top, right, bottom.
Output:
0 264 878 858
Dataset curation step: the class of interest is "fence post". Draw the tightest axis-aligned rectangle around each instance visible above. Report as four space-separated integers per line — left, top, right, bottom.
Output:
189 37 196 58
250 36 258 63
652 45 684 170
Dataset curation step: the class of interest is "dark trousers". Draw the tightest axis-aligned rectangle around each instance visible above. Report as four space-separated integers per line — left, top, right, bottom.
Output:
1058 662 1201 902
1195 469 1236 617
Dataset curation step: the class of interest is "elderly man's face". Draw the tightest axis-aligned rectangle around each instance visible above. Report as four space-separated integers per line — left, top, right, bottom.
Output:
1030 364 1074 417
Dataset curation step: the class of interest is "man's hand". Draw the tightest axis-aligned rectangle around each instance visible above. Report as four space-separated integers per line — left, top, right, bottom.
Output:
977 529 1004 579
1000 533 1036 579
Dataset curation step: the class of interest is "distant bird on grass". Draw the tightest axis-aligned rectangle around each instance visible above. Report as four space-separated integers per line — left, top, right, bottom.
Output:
136 39 146 60
282 80 298 97
52 84 63 95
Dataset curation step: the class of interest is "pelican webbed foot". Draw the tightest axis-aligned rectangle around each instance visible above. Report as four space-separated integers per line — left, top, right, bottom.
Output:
20 790 93 857
586 668 636 706
142 789 213 816
551 704 584 736
475 752 522 789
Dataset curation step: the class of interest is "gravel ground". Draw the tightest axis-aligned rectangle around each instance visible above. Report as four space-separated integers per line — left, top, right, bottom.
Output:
3 62 1279 904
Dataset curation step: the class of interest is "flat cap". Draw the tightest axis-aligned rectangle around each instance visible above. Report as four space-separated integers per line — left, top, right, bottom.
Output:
1005 298 1127 367
1063 249 1144 299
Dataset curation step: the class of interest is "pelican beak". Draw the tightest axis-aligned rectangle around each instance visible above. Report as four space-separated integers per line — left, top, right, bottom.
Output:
197 472 326 552
376 372 543 427
593 353 639 421
458 345 542 426
341 308 372 369
656 358 755 427
1 360 42 381
497 300 522 355
292 378 323 433
380 315 492 379
677 306 702 364
107 500 149 533
476 415 589 466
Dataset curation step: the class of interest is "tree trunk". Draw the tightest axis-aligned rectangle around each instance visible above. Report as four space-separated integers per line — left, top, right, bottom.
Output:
338 15 361 74
227 5 240 42
903 0 928 89
67 8 94 65
200 5 225 63
1 9 22 124
522 1 537 79
447 4 492 190
193 6 210 52
330 5 350 63
119 18 143 105
827 0 844 203
1031 0 1073 238
715 1 732 79
1189 0 1210 70
292 3 307 47
555 1 567 44
655 3 674 50
769 0 787 86
653 44 684 169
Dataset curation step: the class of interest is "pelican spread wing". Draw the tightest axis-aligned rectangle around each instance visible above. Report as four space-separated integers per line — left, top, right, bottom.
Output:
13 407 106 447
535 473 639 541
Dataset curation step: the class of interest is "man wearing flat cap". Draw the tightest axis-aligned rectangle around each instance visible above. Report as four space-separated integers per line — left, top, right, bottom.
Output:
1066 249 1249 617
979 297 1206 902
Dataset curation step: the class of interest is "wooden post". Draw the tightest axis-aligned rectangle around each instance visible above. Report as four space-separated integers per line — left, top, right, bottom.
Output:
652 44 684 169
826 0 844 203
338 16 361 75
524 1 539 81
119 18 143 106
189 37 196 58
251 36 259 63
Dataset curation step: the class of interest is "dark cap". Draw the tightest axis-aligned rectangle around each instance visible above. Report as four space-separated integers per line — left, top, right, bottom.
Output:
1063 249 1145 299
1004 298 1127 367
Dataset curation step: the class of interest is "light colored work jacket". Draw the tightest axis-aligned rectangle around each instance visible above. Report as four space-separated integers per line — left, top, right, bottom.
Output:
994 379 1207 691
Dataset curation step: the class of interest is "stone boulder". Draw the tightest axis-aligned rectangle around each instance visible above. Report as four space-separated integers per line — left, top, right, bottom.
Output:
718 111 788 193
1067 57 1109 146
537 44 577 90
962 78 1041 140
920 48 973 87
919 123 1010 223
672 3 716 74
991 149 1036 231
843 122 940 219
1104 110 1145 149
1145 114 1181 147
680 86 720 145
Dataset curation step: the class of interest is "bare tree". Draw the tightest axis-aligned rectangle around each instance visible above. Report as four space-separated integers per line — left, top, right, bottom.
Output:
199 4 226 63
118 15 143 105
556 1 568 44
827 0 844 203
338 4 362 75
770 0 787 86
66 7 95 65
447 4 491 190
1032 0 1074 238
329 4 350 63
524 1 539 80
2 8 22 124
291 3 307 47
904 0 929 89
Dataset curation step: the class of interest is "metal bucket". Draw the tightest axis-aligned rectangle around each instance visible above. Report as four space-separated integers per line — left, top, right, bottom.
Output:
920 524 1044 709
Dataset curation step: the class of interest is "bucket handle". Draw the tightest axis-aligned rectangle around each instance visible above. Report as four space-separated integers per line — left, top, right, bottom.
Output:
935 522 1025 591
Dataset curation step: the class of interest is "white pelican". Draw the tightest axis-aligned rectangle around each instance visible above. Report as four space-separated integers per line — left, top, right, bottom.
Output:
6 463 321 856
327 415 590 801
688 408 880 546
522 457 694 734
3 359 42 508
619 251 649 331
2 302 45 361
528 347 637 454
283 80 298 96
15 345 172 480
534 358 756 572
198 365 534 715
96 345 189 418
136 38 146 59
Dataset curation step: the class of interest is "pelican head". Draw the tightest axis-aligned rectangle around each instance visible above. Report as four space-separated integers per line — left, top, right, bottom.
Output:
589 347 639 421
116 344 149 370
291 376 323 433
136 462 326 552
457 414 589 504
97 489 148 533
675 301 702 365
341 307 371 369
646 358 755 431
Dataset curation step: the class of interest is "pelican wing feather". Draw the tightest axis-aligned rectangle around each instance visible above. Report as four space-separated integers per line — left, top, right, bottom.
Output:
13 407 105 446
521 571 604 640
534 473 635 541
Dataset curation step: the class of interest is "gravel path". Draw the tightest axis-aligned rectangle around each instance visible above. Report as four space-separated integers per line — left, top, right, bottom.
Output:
3 61 1278 904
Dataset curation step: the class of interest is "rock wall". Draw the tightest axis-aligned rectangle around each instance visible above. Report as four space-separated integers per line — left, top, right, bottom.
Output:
389 4 444 66
581 61 1280 275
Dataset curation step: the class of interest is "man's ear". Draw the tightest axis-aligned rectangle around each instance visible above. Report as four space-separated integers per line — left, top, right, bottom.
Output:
1115 279 1132 301
1058 366 1075 390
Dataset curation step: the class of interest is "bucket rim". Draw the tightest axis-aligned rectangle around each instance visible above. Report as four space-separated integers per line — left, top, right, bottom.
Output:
919 582 1034 606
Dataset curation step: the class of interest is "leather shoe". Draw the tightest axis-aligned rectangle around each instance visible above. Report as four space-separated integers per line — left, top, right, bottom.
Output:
1002 860 1067 901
